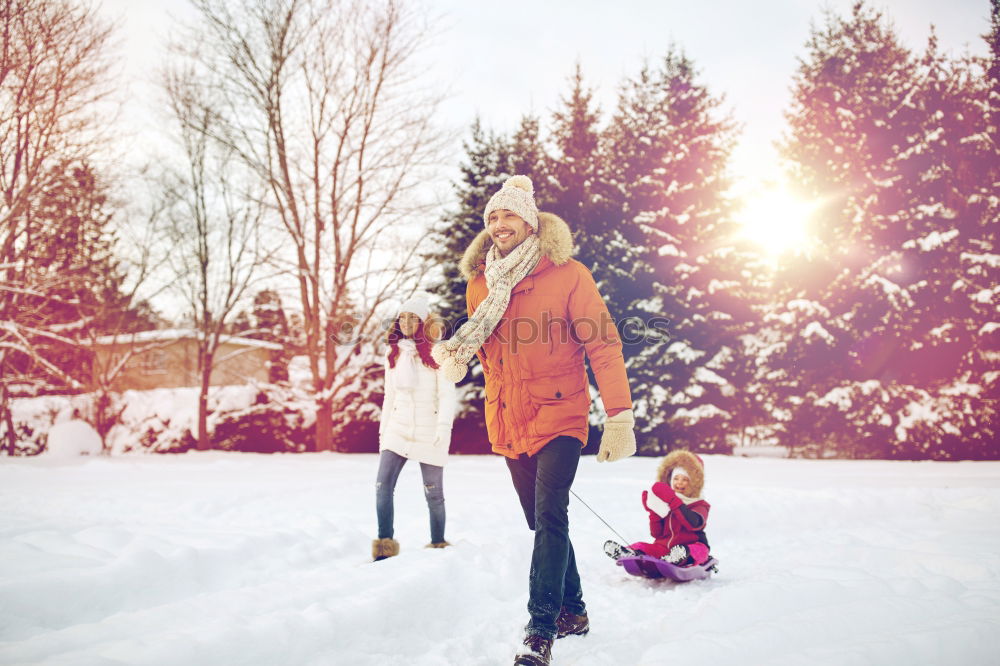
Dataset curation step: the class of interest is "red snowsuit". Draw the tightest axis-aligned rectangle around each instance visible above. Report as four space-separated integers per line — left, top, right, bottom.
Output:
630 481 711 564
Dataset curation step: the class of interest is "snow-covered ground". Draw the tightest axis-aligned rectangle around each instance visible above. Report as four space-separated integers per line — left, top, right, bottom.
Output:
1 453 998 665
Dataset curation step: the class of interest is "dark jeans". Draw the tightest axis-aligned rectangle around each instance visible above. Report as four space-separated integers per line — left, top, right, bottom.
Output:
505 436 585 640
375 449 446 543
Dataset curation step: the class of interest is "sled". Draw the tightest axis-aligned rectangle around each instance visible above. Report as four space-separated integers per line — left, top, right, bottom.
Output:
616 554 719 581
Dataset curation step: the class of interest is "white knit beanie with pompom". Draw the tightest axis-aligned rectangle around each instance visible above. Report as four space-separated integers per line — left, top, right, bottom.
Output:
483 175 539 231
397 292 430 321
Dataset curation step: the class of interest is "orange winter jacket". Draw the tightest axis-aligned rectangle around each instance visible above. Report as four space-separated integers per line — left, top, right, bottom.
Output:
461 212 632 459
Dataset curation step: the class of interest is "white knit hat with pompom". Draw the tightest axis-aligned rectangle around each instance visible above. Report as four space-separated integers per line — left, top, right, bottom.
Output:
397 292 430 321
483 175 539 231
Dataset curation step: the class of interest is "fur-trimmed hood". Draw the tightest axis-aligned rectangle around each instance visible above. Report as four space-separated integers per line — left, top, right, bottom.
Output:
458 212 574 280
656 449 705 499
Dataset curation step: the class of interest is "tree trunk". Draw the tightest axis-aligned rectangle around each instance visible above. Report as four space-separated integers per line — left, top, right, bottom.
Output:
197 353 213 451
315 399 332 452
94 389 111 454
1 379 16 456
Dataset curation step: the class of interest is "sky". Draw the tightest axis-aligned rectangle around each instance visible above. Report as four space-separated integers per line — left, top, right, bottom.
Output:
93 0 992 317
99 0 992 190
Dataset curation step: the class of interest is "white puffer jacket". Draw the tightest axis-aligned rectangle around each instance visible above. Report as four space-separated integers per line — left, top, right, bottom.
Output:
379 340 456 467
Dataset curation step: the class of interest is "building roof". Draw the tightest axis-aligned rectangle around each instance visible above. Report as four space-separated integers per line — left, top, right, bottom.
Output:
91 328 283 351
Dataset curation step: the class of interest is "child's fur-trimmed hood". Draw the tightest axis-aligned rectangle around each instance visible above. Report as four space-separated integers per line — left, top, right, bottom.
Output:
656 449 705 499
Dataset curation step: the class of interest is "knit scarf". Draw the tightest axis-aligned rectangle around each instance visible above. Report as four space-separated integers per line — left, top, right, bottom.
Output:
394 339 419 390
676 491 701 505
432 234 541 382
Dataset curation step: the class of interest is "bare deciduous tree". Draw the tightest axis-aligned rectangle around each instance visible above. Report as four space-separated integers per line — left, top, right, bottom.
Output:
175 0 449 451
0 0 117 453
156 66 276 451
74 195 174 454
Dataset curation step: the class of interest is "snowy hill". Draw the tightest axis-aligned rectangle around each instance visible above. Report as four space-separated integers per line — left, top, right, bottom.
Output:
1 453 998 665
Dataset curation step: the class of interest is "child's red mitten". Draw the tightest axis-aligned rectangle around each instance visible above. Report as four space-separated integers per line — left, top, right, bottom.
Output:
641 490 666 537
653 482 683 508
644 482 682 517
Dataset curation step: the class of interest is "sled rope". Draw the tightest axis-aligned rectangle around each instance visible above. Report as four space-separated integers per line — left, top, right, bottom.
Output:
569 489 630 545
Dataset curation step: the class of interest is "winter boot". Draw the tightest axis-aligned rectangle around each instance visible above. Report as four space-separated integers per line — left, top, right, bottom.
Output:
664 544 690 565
425 541 451 549
513 634 553 666
603 539 638 561
372 538 399 561
555 607 589 639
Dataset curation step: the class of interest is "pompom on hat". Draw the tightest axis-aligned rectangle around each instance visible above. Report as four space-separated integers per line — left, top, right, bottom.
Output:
397 292 430 321
483 175 539 231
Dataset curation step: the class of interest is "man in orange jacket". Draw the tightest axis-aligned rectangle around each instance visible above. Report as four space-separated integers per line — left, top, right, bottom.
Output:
433 175 636 666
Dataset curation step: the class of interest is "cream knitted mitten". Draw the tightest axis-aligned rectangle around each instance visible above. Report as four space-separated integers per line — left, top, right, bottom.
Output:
596 409 636 462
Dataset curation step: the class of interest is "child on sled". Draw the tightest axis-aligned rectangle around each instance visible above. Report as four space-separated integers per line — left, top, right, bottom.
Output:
605 449 711 567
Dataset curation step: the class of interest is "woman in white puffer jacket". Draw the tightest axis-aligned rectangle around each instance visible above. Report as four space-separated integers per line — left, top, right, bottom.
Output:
372 293 456 561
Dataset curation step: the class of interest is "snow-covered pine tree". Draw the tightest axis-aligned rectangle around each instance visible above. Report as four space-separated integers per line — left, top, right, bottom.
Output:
545 64 607 274
228 310 253 335
877 33 999 459
988 0 1000 142
425 115 551 317
601 62 672 449
540 65 620 439
251 290 290 339
774 2 926 457
973 0 1000 456
426 118 511 334
510 114 550 205
602 48 751 453
774 1 998 458
2 163 126 391
940 2 1000 458
251 289 293 383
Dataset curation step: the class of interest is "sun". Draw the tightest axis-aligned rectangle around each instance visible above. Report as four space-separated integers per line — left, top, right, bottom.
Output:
736 184 817 256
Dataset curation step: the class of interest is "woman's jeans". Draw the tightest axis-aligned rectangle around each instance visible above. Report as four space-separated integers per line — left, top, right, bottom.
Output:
375 449 445 543
505 436 584 640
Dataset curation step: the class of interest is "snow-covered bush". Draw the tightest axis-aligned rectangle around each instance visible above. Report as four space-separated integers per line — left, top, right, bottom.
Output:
211 406 310 453
449 413 491 455
329 417 378 454
8 394 100 455
44 420 103 457
8 383 325 455
778 380 995 460
211 385 316 453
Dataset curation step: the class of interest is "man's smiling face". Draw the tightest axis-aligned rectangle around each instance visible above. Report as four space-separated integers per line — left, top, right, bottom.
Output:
487 209 533 256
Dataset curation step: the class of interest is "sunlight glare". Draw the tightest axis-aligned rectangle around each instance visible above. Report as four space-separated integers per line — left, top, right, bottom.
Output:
736 185 817 256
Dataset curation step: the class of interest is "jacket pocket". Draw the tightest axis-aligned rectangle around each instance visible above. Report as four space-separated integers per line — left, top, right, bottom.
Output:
484 392 502 444
524 370 586 404
523 370 587 438
547 311 571 358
